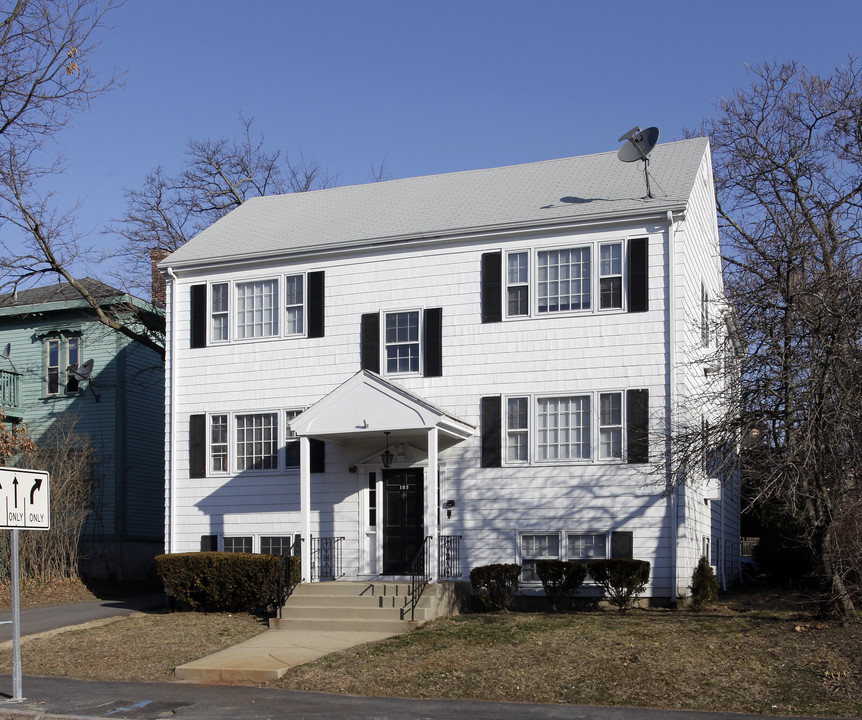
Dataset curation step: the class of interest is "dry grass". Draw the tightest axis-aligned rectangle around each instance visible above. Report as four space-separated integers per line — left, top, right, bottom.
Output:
0 580 860 717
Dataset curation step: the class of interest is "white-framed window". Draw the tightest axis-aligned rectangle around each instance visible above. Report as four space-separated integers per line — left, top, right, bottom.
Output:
236 412 278 471
236 279 279 339
261 536 293 555
599 392 622 459
46 338 60 395
506 397 529 462
384 310 420 374
506 251 529 317
567 533 607 561
537 247 591 313
210 414 228 473
285 409 302 468
66 336 81 393
211 283 229 342
599 242 623 310
521 533 560 582
223 536 252 553
285 274 304 335
537 395 591 461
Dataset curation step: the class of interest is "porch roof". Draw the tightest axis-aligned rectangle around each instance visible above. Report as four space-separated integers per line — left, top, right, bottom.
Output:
287 370 475 449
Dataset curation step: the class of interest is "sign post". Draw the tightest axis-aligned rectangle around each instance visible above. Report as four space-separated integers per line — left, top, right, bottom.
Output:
0 467 50 702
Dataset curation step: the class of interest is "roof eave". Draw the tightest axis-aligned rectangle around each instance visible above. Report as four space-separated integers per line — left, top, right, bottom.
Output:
159 201 689 274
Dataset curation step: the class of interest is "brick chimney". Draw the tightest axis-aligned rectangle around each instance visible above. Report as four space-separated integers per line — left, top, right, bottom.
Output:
150 248 170 307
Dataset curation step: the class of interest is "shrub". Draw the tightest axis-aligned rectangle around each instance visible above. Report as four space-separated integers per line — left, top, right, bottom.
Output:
469 563 521 611
535 560 588 611
155 552 300 612
588 559 651 612
690 555 719 610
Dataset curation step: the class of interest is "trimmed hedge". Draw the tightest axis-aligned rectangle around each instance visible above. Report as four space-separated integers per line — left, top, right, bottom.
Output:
155 552 300 612
535 560 588 611
588 559 651 612
469 563 521 611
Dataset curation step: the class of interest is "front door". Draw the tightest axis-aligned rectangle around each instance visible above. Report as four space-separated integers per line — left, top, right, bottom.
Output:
382 468 424 575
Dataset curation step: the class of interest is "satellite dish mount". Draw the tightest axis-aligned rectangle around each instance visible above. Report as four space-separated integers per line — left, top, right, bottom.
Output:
617 126 660 198
70 358 100 401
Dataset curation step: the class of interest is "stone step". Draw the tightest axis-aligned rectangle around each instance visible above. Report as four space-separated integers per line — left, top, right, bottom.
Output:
291 582 412 598
279 604 436 623
269 616 417 633
285 593 435 609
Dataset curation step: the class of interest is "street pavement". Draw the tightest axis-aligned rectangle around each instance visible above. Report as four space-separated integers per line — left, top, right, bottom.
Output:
0 676 853 720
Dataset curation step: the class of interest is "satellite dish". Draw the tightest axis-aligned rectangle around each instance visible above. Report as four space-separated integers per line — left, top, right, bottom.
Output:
618 126 660 163
72 358 94 381
0 343 9 359
617 125 660 197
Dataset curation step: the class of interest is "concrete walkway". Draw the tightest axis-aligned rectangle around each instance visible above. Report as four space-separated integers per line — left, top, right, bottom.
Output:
174 627 403 683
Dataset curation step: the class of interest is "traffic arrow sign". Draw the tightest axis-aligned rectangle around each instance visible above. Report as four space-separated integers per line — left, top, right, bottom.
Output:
0 467 50 530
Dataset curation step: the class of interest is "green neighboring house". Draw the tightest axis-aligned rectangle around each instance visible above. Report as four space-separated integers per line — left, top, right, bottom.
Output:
0 279 165 579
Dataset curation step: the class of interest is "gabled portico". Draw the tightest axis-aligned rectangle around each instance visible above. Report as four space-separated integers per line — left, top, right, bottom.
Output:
287 370 475 583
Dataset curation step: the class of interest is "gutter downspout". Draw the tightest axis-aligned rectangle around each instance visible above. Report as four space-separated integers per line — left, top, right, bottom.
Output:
166 267 178 555
666 211 679 604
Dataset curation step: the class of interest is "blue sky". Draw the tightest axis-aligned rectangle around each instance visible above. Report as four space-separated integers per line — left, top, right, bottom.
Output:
37 0 862 279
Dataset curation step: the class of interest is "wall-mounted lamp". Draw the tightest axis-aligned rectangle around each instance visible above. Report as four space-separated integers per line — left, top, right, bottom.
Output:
381 431 394 468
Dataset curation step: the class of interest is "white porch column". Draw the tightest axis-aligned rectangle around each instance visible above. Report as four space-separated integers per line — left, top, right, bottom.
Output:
300 436 311 582
427 426 439 583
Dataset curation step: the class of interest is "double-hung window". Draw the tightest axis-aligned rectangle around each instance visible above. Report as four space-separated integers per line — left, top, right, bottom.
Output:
537 247 591 313
384 311 420 374
599 392 622 459
537 395 591 461
285 409 302 468
506 251 529 316
66 337 81 393
285 274 304 335
45 336 82 396
210 414 228 473
236 279 279 339
599 242 623 309
236 413 278 471
46 339 60 395
568 533 607 561
521 533 559 582
224 536 252 553
506 397 529 462
211 283 229 342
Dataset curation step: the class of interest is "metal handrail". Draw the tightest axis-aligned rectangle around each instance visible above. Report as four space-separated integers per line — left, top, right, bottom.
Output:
408 535 433 621
275 552 301 619
438 534 462 578
311 536 344 581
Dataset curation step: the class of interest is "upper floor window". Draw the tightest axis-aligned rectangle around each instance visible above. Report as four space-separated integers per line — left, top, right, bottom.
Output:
191 271 324 348
507 251 529 316
599 392 622 459
46 339 60 395
599 243 623 309
537 395 591 461
211 283 229 342
506 397 528 462
384 311 420 374
537 247 591 313
66 337 81 393
236 279 279 339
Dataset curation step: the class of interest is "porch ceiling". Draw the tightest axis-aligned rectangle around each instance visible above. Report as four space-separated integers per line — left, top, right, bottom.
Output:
287 370 475 449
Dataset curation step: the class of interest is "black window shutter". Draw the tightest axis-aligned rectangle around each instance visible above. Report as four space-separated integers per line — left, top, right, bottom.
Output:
628 238 648 313
611 531 634 559
627 389 649 464
307 271 325 338
361 313 380 373
200 534 218 552
480 396 502 468
189 414 206 478
310 439 325 473
423 307 443 377
190 284 207 348
481 252 503 323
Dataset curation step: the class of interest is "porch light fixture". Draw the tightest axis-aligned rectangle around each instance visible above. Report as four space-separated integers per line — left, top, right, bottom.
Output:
381 431 394 468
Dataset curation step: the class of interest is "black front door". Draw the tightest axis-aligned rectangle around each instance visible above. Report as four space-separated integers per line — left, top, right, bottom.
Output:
382 468 424 574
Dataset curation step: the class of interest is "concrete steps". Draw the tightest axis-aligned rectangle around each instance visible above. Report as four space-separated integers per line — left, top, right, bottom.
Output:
269 580 464 632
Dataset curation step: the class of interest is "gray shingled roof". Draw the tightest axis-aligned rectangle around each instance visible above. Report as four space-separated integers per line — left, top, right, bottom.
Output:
163 137 709 269
0 278 125 309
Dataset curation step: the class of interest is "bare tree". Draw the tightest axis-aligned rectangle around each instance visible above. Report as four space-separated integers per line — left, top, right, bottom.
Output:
111 116 337 299
680 59 862 618
0 1 167 354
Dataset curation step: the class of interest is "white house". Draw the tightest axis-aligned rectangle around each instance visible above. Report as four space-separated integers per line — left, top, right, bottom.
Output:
159 136 739 605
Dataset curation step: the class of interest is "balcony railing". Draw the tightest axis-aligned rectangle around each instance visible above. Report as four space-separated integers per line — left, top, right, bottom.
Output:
0 370 21 413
